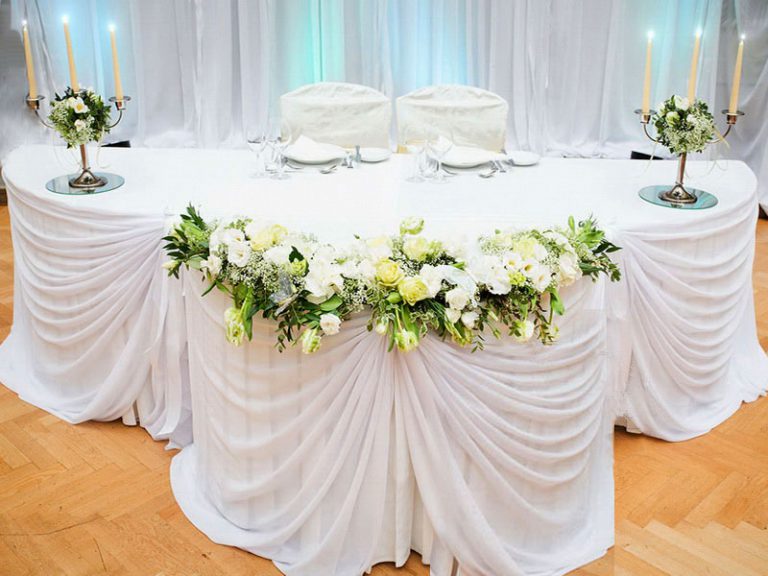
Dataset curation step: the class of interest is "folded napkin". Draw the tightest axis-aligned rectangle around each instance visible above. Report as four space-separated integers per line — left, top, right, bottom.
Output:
284 135 347 164
442 145 505 168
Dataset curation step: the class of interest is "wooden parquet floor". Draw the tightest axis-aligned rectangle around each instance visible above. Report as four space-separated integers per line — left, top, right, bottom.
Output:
0 204 766 575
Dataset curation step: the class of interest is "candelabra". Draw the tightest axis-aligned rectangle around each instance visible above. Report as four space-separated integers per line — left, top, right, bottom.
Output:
25 93 131 194
635 108 743 209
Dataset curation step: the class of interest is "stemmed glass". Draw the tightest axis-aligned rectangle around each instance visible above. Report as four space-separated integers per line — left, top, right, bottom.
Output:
246 132 268 178
403 125 431 183
427 128 454 182
269 124 293 180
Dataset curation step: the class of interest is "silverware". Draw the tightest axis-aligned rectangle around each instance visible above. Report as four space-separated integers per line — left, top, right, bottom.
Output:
319 162 340 174
478 165 498 178
493 160 509 174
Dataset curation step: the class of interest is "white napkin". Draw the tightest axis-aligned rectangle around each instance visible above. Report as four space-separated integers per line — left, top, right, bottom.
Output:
442 145 505 168
284 135 347 164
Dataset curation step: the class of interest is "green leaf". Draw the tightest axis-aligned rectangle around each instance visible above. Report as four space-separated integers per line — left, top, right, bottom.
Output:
318 295 343 311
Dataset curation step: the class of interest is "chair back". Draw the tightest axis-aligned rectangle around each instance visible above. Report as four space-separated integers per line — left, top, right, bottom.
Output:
280 82 391 148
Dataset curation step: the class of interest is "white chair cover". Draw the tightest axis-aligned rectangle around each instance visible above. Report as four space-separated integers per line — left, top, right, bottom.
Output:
396 85 509 151
280 82 391 148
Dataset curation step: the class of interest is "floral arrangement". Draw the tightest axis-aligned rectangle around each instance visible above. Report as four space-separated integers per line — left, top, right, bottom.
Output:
652 95 716 155
164 206 620 354
48 87 111 148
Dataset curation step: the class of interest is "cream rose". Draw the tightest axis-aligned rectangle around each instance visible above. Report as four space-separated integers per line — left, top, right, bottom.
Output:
375 259 404 287
398 277 430 305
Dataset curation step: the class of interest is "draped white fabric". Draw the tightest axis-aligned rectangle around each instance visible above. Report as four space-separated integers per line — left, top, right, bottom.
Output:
172 276 613 576
396 85 508 150
4 0 767 208
280 82 392 148
0 145 766 573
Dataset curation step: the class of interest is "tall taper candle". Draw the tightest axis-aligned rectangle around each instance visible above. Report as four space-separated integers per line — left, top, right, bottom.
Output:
728 35 745 114
687 29 701 102
642 31 653 114
62 16 78 90
22 21 37 99
108 24 123 101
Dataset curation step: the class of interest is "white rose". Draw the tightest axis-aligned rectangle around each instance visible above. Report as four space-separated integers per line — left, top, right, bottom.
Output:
532 242 548 261
461 310 479 329
543 231 569 247
222 228 245 247
445 287 470 310
557 252 582 287
366 236 392 261
418 264 444 297
441 235 468 260
526 263 552 293
208 225 225 254
67 97 77 109
503 251 524 271
470 255 511 295
227 240 252 267
402 236 431 261
514 319 535 342
201 254 222 276
356 259 377 283
304 260 343 303
673 95 690 111
319 313 341 336
74 119 87 131
445 308 461 324
264 245 292 266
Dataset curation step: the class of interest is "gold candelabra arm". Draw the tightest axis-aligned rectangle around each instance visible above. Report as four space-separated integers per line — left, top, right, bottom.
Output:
25 95 54 128
107 96 131 129
635 109 660 143
710 109 744 143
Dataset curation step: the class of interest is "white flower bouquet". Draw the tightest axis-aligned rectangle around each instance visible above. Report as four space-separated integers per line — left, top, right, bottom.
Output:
164 207 620 354
48 87 112 148
653 95 716 155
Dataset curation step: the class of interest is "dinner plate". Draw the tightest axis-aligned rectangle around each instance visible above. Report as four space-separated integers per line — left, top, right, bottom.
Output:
507 150 541 166
442 146 503 169
359 147 392 163
284 136 347 164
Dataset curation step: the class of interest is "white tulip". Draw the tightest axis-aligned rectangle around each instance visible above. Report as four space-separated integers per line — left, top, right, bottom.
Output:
319 313 342 336
461 310 479 329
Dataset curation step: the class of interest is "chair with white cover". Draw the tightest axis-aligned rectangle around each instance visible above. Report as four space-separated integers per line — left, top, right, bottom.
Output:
280 82 391 148
396 85 508 151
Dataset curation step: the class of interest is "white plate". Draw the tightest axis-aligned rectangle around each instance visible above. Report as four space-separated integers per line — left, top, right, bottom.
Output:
507 150 541 166
442 146 503 169
284 136 347 164
359 147 392 163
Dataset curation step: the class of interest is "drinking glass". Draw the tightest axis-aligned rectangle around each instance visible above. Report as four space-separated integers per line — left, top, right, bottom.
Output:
427 129 454 182
246 132 267 178
269 125 292 180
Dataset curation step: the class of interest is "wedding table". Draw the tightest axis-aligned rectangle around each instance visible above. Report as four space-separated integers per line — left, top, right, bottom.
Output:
0 145 765 576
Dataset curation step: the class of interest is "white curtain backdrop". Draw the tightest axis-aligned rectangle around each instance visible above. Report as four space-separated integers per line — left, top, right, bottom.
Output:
3 0 767 208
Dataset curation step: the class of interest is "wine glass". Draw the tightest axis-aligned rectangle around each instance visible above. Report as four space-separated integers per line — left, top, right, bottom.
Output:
269 123 293 180
246 132 267 178
427 128 454 182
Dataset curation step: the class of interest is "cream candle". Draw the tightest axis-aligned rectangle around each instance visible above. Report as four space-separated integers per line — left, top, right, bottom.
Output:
22 21 37 99
728 35 745 114
642 31 653 114
62 15 78 90
687 29 702 102
108 24 123 101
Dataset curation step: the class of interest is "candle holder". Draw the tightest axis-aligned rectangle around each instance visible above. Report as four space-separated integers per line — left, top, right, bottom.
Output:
25 92 130 195
635 108 743 210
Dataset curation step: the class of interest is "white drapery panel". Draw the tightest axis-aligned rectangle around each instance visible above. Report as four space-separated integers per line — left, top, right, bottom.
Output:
171 275 613 576
4 0 767 208
0 151 190 445
611 187 768 441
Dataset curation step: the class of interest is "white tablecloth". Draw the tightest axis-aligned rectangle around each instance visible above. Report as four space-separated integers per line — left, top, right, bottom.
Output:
0 145 766 575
